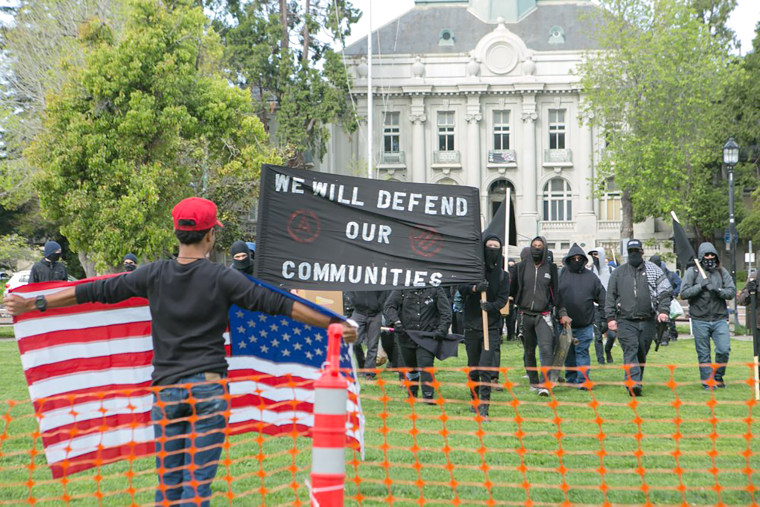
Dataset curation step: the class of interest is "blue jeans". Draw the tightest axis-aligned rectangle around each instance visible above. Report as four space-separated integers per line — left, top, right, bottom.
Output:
691 319 731 383
151 373 229 506
564 325 594 384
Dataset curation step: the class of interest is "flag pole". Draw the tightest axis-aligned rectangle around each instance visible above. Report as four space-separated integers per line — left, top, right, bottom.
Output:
504 186 511 271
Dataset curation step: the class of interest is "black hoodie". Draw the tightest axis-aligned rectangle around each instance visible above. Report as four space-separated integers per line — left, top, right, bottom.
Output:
458 235 509 330
510 236 567 318
559 243 606 328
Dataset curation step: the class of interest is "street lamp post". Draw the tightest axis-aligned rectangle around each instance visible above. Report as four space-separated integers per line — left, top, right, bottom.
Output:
723 137 740 328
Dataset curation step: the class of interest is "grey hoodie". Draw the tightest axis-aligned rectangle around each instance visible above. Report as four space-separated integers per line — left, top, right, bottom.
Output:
680 242 735 321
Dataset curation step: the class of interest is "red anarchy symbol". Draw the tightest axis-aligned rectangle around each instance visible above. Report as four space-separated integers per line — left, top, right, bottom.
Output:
409 227 443 258
287 209 321 243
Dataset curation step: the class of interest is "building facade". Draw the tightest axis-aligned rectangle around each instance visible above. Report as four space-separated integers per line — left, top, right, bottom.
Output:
315 0 680 258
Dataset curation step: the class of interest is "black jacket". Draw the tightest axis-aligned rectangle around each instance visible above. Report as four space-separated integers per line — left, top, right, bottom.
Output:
559 244 606 328
458 270 509 331
29 259 68 283
346 290 389 317
509 236 566 318
605 260 672 321
383 287 451 336
680 242 735 321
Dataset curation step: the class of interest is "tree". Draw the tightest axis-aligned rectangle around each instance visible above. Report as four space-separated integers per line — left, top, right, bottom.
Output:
0 0 126 207
214 0 360 166
27 0 279 274
578 0 740 241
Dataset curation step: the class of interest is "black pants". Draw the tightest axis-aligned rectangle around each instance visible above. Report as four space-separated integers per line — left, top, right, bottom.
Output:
464 328 501 404
521 312 555 386
506 304 517 341
396 331 436 399
617 318 656 387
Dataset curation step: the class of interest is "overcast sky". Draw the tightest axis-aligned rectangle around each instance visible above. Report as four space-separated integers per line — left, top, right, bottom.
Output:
346 0 760 53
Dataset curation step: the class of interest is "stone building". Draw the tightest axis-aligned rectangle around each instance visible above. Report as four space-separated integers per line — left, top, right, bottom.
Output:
312 0 684 258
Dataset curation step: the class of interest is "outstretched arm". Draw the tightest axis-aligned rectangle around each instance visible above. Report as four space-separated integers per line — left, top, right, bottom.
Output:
3 287 78 316
290 301 357 343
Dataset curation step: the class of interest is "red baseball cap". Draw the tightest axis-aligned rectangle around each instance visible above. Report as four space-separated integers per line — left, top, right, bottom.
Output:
172 197 224 231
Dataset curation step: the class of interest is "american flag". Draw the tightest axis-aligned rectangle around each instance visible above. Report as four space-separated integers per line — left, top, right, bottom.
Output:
11 275 362 478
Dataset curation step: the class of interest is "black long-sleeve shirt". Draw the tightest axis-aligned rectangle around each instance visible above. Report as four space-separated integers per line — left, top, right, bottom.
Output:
76 259 294 386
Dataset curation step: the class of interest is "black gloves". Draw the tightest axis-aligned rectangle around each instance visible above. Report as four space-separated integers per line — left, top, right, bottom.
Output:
747 279 757 294
480 301 496 312
474 280 489 293
699 277 714 292
435 329 447 341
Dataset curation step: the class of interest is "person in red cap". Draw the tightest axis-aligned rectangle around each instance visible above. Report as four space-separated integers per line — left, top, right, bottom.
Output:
4 196 357 506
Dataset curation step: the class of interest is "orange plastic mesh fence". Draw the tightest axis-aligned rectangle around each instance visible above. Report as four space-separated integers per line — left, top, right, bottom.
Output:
2 362 760 506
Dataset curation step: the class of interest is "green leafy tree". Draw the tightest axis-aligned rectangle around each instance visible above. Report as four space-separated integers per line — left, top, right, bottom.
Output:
215 0 360 165
27 0 279 274
578 0 740 241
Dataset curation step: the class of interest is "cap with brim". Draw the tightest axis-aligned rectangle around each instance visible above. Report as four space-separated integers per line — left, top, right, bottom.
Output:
627 239 643 251
172 197 224 231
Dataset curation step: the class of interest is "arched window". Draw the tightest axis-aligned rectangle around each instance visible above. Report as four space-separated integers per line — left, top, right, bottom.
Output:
542 178 572 221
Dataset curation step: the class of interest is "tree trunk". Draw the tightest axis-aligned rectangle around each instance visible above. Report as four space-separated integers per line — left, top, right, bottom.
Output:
621 188 634 240
77 251 98 278
279 0 288 52
302 0 310 65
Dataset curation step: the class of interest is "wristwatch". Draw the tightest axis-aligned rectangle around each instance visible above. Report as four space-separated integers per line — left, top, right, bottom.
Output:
34 295 47 312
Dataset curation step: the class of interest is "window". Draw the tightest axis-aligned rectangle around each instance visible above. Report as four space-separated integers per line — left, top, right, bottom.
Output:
438 111 455 151
542 178 572 221
548 109 566 149
600 192 622 221
493 110 510 150
383 112 400 153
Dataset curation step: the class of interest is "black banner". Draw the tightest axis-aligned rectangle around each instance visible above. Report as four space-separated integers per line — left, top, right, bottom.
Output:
254 165 484 290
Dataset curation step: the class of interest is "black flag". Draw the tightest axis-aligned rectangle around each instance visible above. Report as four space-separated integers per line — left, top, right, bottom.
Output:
482 199 517 246
672 217 696 269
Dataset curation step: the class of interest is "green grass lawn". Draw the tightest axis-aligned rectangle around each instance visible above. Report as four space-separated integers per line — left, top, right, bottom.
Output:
2 335 760 505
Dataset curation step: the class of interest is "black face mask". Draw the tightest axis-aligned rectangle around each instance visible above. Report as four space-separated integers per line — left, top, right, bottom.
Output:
47 252 61 262
123 263 136 272
530 246 544 262
592 257 600 269
568 258 586 273
233 257 252 272
702 257 717 272
628 251 643 267
484 247 501 269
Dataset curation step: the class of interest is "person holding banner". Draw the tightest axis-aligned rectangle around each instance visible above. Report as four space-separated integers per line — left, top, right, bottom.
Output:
346 290 389 379
680 243 735 390
511 236 568 396
605 239 672 397
3 197 357 506
459 235 509 418
383 286 452 403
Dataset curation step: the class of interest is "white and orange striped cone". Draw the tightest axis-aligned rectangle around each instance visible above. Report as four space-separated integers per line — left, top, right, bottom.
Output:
310 323 348 506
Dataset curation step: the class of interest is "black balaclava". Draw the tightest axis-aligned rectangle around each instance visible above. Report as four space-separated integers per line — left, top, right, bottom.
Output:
122 253 138 272
44 241 61 262
628 250 643 267
530 238 545 263
230 241 253 274
588 251 600 270
568 257 586 273
483 235 502 271
702 257 717 272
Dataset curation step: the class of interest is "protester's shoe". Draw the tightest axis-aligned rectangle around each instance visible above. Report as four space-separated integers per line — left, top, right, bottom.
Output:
537 388 550 397
421 397 437 406
597 358 606 365
702 384 714 391
477 404 490 421
605 352 614 364
632 386 642 397
716 380 726 389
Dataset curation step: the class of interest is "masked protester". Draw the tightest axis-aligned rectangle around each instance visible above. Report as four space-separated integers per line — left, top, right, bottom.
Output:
383 286 451 404
510 236 568 397
458 235 509 419
680 243 735 390
29 241 68 283
648 254 681 346
605 239 672 397
559 245 605 388
230 241 254 275
122 253 138 272
345 290 390 379
739 270 759 337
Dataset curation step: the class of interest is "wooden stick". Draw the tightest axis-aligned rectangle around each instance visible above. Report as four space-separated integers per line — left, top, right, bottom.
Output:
481 291 490 351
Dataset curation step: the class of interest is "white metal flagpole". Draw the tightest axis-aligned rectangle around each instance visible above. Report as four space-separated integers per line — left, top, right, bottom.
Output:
504 186 511 271
367 0 373 180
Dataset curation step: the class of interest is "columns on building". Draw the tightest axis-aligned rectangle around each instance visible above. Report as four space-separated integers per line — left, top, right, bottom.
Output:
409 95 427 183
465 94 482 194
519 93 539 238
576 109 597 246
